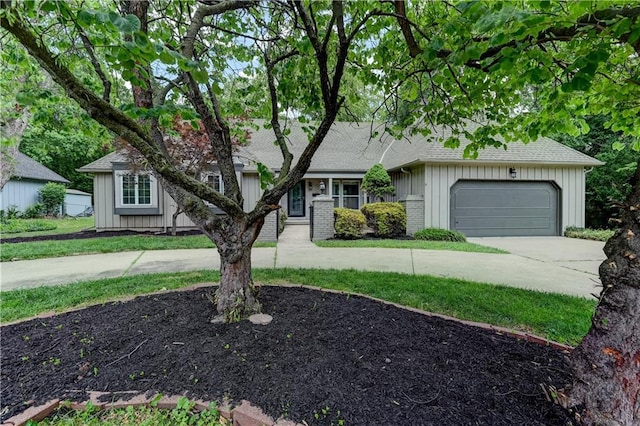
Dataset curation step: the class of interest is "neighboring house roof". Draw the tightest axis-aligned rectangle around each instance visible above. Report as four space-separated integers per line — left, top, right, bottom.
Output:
78 121 602 173
12 152 70 183
66 189 91 196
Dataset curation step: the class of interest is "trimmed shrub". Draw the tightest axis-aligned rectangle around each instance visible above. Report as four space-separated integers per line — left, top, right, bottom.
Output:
39 182 67 216
23 203 45 219
361 163 396 201
361 202 406 238
334 208 365 239
414 228 467 242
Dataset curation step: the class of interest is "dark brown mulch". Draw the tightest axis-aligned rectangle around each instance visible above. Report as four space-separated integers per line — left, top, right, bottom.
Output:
1 229 203 244
1 286 573 425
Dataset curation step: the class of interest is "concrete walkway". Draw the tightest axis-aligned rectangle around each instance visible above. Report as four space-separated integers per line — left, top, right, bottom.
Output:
0 224 606 299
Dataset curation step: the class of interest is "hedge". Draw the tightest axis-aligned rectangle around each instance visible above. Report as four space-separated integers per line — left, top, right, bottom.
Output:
360 202 406 238
334 208 365 239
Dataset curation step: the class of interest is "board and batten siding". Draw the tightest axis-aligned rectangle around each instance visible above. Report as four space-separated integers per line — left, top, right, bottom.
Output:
389 165 426 201
93 173 196 231
0 179 44 212
422 164 585 232
242 173 263 211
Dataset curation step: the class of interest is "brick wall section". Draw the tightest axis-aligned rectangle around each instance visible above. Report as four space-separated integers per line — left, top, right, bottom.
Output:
311 196 335 241
257 211 278 242
400 195 424 236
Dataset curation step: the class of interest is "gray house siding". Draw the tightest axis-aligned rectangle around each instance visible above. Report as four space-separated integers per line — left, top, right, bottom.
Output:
94 172 196 231
0 179 44 212
389 165 425 201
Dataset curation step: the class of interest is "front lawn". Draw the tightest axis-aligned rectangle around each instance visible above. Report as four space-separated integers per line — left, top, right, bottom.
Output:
0 217 94 238
1 268 595 345
0 236 275 261
315 238 507 253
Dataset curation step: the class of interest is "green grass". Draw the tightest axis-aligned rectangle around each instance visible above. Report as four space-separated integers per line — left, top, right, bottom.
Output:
564 227 615 242
314 239 507 253
0 236 275 261
1 268 595 345
0 217 94 238
34 397 226 425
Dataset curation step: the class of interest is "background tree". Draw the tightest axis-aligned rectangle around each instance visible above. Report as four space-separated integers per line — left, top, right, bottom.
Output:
556 115 637 229
361 163 396 202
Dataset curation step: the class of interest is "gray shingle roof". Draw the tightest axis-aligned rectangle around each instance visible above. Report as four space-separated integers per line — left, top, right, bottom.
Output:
12 152 70 183
77 151 128 172
78 121 602 173
237 120 389 172
380 123 603 170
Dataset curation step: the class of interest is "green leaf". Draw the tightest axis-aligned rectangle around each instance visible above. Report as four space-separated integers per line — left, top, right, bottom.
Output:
191 68 209 84
561 75 591 92
111 14 141 33
257 163 274 190
612 141 625 151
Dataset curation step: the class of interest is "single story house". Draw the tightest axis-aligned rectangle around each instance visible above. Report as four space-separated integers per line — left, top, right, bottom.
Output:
79 121 601 237
0 151 70 213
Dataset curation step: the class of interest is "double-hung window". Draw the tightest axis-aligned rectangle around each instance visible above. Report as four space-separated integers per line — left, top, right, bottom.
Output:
114 170 160 215
206 173 224 194
121 174 152 205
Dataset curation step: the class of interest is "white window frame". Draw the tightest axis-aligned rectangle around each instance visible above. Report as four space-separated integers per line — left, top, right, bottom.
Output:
332 180 360 209
205 173 224 194
114 171 159 211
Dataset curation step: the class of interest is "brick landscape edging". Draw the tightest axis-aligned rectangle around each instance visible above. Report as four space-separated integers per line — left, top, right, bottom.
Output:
1 394 301 426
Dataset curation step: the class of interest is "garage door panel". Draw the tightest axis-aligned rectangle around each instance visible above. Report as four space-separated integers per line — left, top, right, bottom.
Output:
451 181 558 237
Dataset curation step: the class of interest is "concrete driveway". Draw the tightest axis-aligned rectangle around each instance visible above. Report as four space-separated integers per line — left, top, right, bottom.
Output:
468 237 606 276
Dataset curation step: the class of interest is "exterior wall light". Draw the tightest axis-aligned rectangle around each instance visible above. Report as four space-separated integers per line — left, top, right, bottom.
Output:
319 181 326 194
509 167 517 179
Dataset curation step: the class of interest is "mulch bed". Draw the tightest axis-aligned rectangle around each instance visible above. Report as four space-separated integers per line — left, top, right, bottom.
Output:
1 286 574 425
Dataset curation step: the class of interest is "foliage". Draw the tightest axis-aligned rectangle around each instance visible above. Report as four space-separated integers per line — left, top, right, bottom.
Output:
333 208 365 240
33 397 225 426
0 205 20 221
361 202 406 238
22 203 44 219
361 163 396 201
372 2 640 157
414 228 467 243
21 128 111 194
564 227 615 242
38 182 66 216
0 219 56 234
555 115 637 228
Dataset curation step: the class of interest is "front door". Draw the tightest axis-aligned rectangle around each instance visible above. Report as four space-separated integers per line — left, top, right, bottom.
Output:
288 181 305 217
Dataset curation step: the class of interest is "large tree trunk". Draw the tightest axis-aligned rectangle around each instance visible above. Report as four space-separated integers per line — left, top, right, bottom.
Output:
569 157 640 425
207 216 264 322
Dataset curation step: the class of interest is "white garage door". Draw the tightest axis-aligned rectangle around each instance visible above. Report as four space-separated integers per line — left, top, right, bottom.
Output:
450 181 559 237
